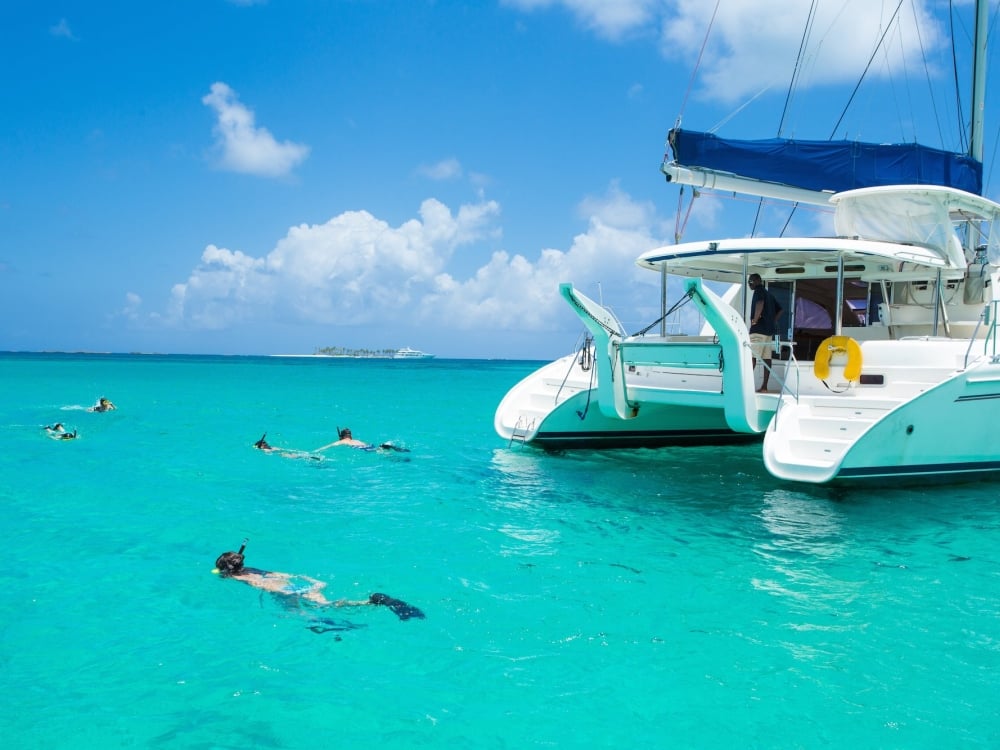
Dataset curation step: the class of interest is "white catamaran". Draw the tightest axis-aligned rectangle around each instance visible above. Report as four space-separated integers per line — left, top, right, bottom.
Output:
496 1 1000 484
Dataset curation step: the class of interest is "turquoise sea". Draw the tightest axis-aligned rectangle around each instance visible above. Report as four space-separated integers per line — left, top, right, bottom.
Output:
1 352 997 749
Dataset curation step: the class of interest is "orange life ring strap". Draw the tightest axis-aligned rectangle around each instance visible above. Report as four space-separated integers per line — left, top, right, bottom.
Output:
813 335 863 381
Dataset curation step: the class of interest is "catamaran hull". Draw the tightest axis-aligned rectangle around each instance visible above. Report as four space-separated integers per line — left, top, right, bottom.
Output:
494 351 761 450
531 395 760 449
764 359 1000 485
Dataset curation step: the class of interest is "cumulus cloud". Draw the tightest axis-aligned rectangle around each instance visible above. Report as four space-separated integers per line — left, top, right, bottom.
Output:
422 196 663 331
661 0 945 104
506 0 945 106
164 197 503 330
417 158 463 180
202 82 310 177
154 185 672 336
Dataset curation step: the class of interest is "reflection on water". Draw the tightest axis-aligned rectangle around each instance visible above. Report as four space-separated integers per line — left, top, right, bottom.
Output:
751 489 867 666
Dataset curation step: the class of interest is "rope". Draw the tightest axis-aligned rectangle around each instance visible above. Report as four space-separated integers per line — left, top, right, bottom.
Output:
674 187 699 244
575 352 597 421
631 290 695 337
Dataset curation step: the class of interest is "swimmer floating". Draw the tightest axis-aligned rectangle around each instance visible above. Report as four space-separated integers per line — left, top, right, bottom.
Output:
213 539 424 621
313 426 410 453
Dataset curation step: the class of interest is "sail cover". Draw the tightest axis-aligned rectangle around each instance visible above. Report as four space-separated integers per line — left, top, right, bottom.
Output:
667 128 982 196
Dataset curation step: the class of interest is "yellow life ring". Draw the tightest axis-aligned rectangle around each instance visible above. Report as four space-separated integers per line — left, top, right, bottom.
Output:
813 335 863 381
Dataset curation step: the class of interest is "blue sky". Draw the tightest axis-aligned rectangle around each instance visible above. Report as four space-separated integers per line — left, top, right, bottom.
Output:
2 0 997 358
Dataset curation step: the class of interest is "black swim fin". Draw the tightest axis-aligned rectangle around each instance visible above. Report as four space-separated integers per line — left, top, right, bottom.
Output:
369 592 425 620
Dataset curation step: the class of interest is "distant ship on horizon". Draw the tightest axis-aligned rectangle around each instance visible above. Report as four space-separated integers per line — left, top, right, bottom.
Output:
393 347 435 360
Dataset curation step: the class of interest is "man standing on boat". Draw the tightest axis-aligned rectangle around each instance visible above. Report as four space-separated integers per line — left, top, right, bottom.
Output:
747 273 782 392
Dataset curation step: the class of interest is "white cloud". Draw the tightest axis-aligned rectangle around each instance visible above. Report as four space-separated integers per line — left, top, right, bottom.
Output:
163 198 502 329
202 82 310 178
502 0 658 41
119 292 142 321
417 158 463 180
506 1 945 106
662 0 945 104
50 18 76 40
154 185 670 336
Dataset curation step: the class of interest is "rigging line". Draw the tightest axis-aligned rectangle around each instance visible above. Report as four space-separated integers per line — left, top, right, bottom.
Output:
751 198 766 238
676 188 698 243
675 0 721 126
778 0 819 137
779 203 800 237
709 84 776 132
948 0 969 154
765 0 818 236
911 0 947 149
829 0 906 139
674 186 684 244
882 19 908 142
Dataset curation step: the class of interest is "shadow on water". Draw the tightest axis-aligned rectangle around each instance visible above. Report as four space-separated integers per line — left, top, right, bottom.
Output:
488 441 1000 532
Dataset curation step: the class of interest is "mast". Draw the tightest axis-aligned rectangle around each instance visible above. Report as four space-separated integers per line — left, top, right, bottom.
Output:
969 0 989 163
970 0 988 165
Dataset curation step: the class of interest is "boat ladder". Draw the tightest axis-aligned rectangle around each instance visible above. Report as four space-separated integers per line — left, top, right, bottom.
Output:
508 415 537 447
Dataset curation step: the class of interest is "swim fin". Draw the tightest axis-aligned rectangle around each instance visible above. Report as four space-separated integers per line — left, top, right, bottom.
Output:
369 592 425 620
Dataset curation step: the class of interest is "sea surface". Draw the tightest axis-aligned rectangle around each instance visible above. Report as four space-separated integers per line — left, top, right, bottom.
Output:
1 352 997 749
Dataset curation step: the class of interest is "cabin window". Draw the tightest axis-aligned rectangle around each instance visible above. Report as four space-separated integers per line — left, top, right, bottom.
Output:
823 264 866 273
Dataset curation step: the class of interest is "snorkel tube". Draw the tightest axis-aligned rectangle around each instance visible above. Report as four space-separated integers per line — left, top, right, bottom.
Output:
238 538 247 555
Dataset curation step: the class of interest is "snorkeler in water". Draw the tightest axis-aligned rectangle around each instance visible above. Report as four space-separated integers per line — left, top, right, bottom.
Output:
213 540 424 620
253 432 322 461
314 427 410 453
90 397 116 412
44 423 78 440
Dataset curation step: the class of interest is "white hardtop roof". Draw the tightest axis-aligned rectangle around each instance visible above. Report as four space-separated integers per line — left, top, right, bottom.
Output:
832 185 1000 268
636 236 955 284
831 184 1000 220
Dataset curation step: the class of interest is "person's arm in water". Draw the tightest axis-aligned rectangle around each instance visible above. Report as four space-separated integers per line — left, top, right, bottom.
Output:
314 436 368 450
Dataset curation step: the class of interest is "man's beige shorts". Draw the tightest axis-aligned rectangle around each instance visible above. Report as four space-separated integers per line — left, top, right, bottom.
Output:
749 333 774 359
